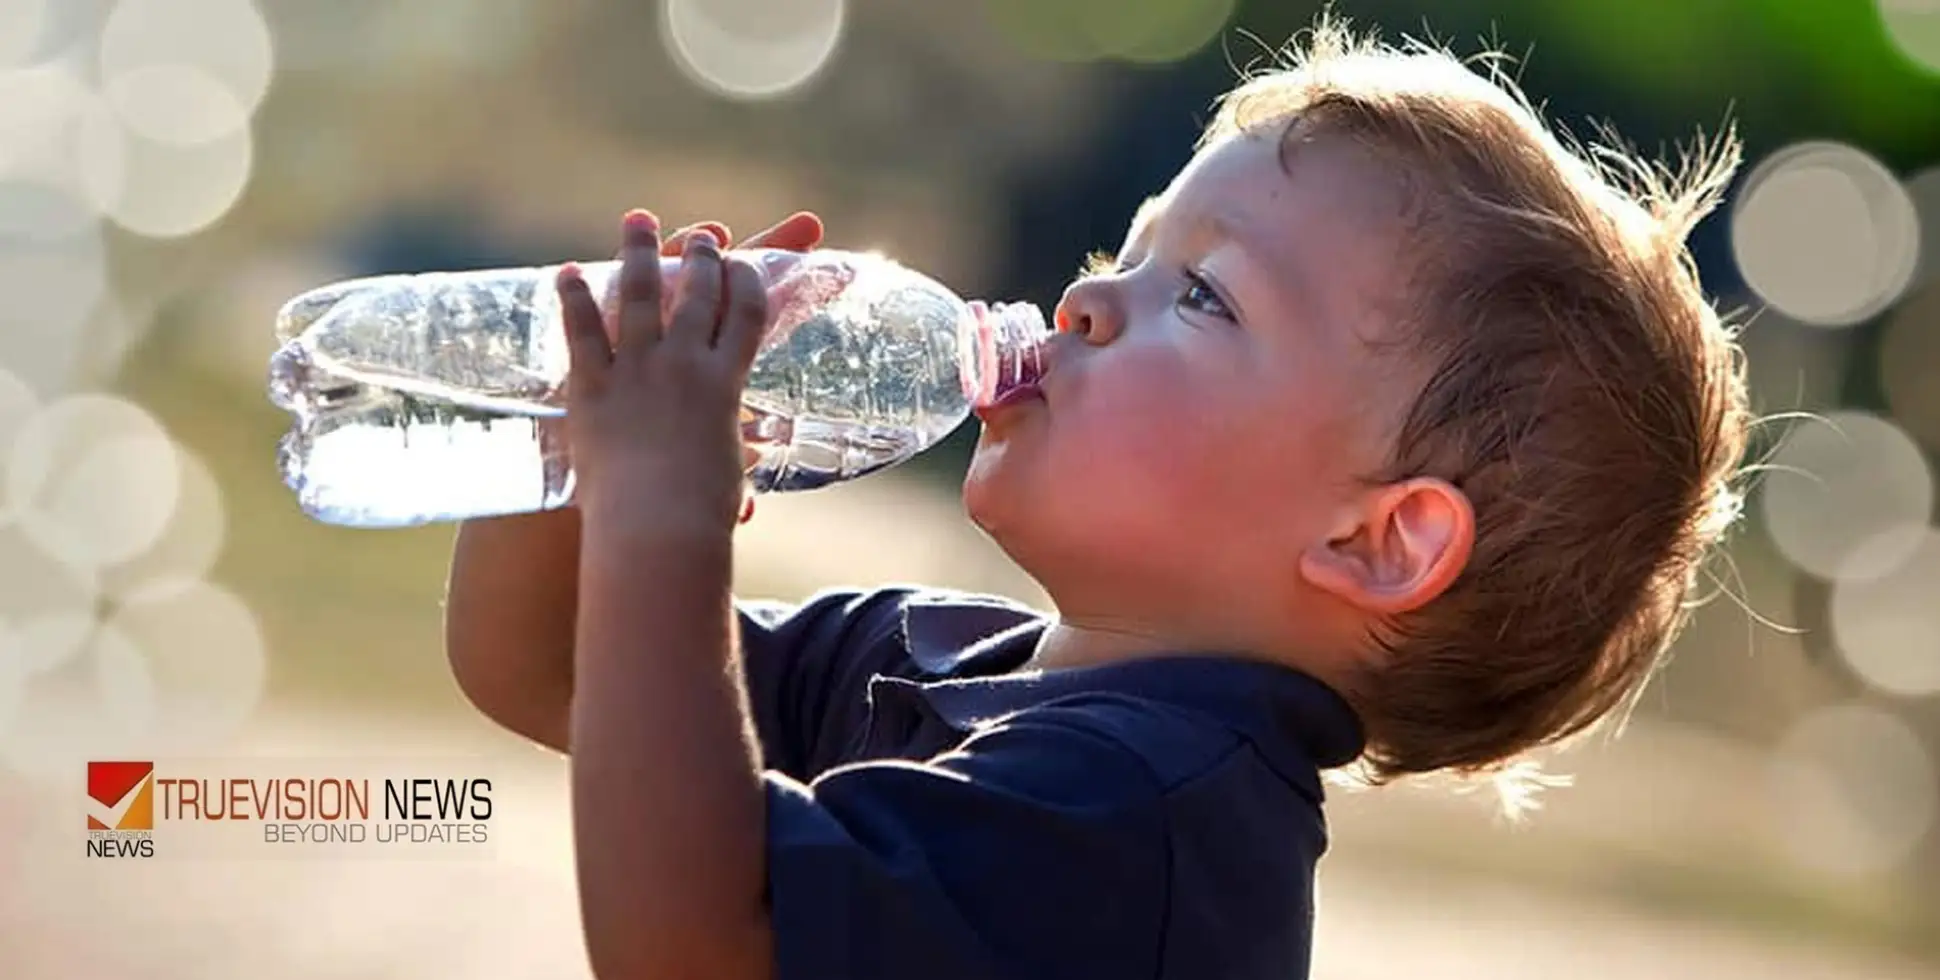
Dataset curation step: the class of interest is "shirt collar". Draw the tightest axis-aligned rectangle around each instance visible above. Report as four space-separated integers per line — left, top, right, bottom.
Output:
893 593 1367 784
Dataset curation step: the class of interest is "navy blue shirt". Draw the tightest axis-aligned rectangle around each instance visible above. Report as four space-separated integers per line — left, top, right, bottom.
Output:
740 587 1365 980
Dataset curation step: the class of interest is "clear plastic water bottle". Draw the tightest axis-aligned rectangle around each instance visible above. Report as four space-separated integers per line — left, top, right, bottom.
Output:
266 249 1050 528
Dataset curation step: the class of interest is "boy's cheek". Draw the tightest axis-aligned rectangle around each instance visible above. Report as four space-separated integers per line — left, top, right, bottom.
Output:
1071 377 1221 462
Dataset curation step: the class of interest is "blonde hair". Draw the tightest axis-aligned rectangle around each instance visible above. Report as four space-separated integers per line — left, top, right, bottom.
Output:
1204 13 1751 815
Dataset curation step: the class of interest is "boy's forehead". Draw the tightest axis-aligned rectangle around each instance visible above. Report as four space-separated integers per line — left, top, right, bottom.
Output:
1123 136 1301 243
1135 132 1417 351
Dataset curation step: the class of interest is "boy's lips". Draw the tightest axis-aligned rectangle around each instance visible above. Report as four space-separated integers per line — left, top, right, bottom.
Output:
973 336 1061 423
973 380 1044 422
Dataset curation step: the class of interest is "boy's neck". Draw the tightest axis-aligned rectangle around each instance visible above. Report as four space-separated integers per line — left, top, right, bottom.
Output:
1026 619 1212 672
1026 611 1364 696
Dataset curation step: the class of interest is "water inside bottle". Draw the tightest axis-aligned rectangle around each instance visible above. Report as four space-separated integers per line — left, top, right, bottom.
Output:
273 385 563 527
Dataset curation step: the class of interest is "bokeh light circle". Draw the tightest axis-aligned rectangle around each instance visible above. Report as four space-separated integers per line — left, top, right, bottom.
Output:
0 648 122 777
0 60 91 178
0 579 268 775
662 0 846 100
76 92 254 239
5 394 182 571
89 620 155 740
1002 0 1239 64
1767 703 1937 876
1879 0 1940 76
0 524 98 671
12 609 96 677
982 0 1238 63
1113 0 1237 64
92 0 272 234
96 576 267 752
983 0 1115 61
104 63 252 146
99 442 228 598
1730 141 1921 327
97 0 275 116
1829 526 1940 697
1757 411 1934 580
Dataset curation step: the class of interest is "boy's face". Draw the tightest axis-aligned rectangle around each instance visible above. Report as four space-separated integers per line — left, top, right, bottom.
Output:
964 129 1422 651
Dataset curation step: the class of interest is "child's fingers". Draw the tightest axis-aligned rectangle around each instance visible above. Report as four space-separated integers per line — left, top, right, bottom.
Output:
556 263 611 384
615 210 666 351
718 257 770 371
666 233 726 349
741 212 824 253
660 222 731 258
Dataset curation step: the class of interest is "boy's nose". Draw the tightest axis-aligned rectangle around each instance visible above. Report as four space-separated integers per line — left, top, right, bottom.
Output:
1055 276 1124 346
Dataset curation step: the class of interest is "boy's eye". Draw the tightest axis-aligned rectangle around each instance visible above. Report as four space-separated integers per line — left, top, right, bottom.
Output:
1081 252 1234 322
1179 269 1235 322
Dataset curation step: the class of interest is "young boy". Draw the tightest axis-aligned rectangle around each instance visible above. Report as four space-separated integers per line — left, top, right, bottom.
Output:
444 16 1750 980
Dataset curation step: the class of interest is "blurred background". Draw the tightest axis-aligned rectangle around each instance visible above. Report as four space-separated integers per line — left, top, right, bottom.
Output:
2 0 1939 976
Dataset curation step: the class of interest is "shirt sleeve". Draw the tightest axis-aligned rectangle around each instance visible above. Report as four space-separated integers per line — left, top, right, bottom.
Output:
736 588 919 778
763 697 1170 980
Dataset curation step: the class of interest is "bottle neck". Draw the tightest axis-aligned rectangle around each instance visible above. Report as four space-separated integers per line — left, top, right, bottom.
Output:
960 300 1051 408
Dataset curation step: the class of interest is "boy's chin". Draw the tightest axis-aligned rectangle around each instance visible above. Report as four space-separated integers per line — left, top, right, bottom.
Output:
962 427 1027 502
962 450 1067 579
959 465 1001 533
961 445 1026 538
961 489 1044 582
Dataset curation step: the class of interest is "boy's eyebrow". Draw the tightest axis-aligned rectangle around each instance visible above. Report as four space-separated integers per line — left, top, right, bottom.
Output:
1128 195 1250 253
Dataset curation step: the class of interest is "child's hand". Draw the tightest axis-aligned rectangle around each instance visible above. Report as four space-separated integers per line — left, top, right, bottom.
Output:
657 211 825 262
657 212 824 527
556 210 770 539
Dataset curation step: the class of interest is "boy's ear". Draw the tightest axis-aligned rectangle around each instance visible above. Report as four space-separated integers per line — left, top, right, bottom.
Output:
1298 478 1474 616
